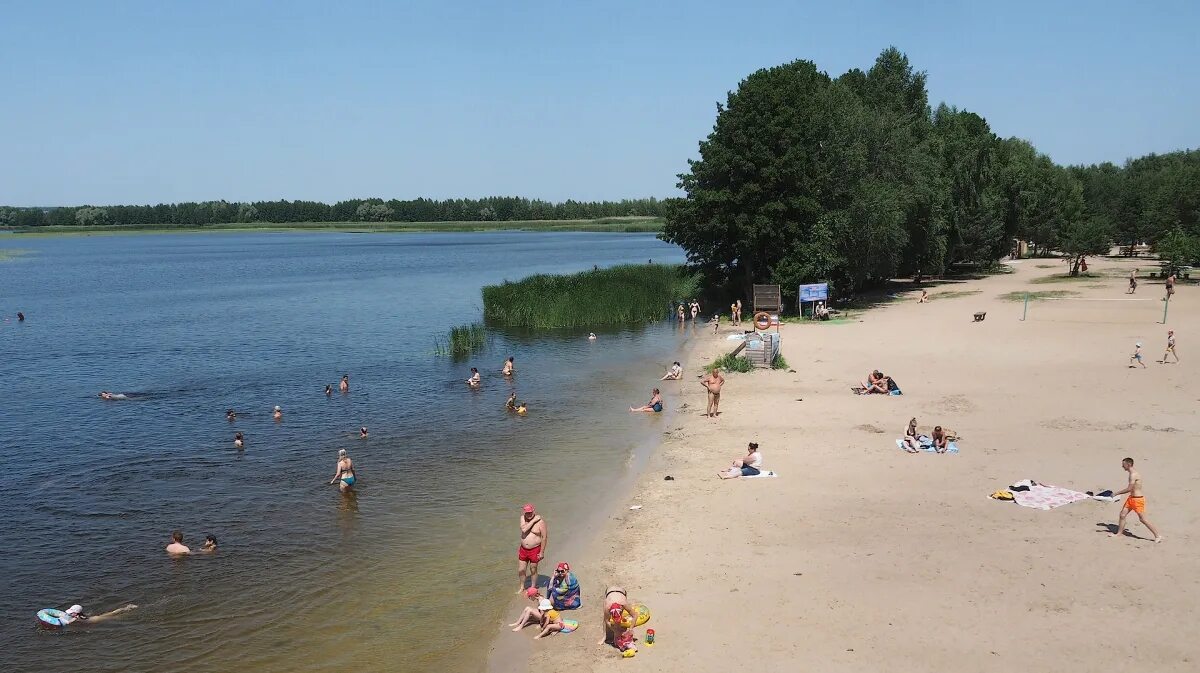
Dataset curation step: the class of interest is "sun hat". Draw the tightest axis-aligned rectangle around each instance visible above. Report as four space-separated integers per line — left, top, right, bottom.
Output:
66 605 83 615
274 405 281 411
538 599 553 612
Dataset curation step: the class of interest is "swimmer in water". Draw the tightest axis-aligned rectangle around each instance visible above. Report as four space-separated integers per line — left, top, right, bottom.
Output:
234 432 244 449
202 535 218 552
340 375 349 393
467 367 481 387
226 409 236 422
359 426 368 439
166 530 190 555
507 391 518 411
516 403 527 415
49 603 138 626
329 448 355 493
325 384 333 396
99 391 112 400
502 356 515 376
588 333 597 340
17 312 25 322
273 405 282 421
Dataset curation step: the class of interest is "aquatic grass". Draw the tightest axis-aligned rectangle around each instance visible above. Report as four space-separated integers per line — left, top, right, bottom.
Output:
998 290 1080 302
0 248 33 262
434 323 489 358
481 264 701 329
707 353 754 373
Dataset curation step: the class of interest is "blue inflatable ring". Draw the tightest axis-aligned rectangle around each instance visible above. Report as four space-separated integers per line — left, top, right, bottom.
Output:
37 608 71 627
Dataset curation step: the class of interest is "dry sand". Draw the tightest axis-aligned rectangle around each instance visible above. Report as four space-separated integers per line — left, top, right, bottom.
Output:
492 256 1198 673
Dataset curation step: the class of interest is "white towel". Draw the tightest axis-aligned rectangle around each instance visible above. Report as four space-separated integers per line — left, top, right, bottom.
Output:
742 470 778 478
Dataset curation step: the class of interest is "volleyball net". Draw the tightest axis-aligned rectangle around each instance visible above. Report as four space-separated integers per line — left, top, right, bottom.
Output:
1019 296 1167 324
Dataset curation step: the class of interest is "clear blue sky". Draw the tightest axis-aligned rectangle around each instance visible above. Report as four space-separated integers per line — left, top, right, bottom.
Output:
1 0 1196 206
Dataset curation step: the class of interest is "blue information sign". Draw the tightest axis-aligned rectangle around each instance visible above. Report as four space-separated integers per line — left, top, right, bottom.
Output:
798 283 829 302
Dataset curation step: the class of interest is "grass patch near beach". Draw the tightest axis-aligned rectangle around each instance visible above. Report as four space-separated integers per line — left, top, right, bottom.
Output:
707 353 753 373
933 289 982 299
482 264 700 329
434 323 489 358
1029 273 1099 284
998 290 1080 301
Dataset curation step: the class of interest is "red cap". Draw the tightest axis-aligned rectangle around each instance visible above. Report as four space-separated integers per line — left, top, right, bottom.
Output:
556 562 570 571
525 587 539 598
522 504 534 513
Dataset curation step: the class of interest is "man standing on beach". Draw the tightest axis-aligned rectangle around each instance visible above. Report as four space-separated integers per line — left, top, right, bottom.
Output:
702 367 725 418
1112 458 1163 543
518 504 548 593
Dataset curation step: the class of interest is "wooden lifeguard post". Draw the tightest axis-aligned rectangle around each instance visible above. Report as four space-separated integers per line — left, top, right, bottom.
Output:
753 284 782 315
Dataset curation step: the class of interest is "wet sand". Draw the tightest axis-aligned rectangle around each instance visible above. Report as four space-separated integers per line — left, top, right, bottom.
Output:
491 256 1198 672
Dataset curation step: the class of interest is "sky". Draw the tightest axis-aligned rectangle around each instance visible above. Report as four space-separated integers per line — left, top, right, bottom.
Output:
1 0 1197 206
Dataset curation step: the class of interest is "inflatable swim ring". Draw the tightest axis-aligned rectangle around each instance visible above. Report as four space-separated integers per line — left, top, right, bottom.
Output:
561 619 578 634
37 608 71 627
753 312 771 330
618 604 650 629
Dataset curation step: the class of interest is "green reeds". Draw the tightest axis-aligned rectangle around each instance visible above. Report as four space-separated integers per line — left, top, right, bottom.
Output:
482 264 701 329
434 323 489 358
707 353 753 373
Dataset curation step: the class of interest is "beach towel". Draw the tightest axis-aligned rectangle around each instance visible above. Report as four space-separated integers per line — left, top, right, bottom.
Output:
549 572 581 610
895 438 959 454
742 470 778 478
1011 484 1090 510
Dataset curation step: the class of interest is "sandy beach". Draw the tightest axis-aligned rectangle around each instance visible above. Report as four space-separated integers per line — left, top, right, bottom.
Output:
493 255 1199 672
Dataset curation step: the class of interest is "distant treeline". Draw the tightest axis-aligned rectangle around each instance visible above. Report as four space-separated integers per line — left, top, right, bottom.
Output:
664 47 1200 300
0 196 667 228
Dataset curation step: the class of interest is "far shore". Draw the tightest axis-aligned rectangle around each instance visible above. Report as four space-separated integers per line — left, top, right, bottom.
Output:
0 217 664 238
498 255 1196 673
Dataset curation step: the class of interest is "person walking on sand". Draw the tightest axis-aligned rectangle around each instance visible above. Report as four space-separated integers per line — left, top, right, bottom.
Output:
329 448 355 492
340 375 349 392
1160 330 1179 364
1112 457 1162 542
1129 342 1146 369
629 388 663 413
1164 273 1176 301
691 300 700 321
1128 268 1139 294
166 530 190 555
735 299 743 326
702 367 724 418
517 504 548 593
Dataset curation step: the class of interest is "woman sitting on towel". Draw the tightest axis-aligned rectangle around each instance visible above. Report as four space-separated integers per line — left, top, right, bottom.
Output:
901 417 922 453
718 442 762 479
932 426 949 454
548 562 581 610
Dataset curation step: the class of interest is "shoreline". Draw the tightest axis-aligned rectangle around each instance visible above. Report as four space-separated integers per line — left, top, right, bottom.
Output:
0 218 663 238
512 257 1197 672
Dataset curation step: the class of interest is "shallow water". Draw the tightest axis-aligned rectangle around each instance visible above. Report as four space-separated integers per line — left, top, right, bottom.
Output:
0 231 699 672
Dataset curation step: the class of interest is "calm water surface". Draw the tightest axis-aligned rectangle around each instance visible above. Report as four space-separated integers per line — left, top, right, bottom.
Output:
0 232 698 673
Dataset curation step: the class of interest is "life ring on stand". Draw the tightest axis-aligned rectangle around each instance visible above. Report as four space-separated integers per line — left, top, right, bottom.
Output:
753 312 772 331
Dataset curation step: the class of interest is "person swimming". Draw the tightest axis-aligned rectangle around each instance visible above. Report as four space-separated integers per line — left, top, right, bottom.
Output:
329 448 355 492
325 384 333 396
359 426 368 439
273 405 282 421
588 333 597 340
502 357 515 376
340 375 349 393
226 409 237 421
202 535 218 552
507 392 518 410
467 368 481 387
234 432 244 449
98 391 127 401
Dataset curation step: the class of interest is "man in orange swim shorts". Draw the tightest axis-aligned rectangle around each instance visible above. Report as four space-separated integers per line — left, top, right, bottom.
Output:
1113 457 1162 543
517 504 548 593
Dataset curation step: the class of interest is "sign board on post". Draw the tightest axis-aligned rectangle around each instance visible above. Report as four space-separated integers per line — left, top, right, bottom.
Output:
798 283 829 303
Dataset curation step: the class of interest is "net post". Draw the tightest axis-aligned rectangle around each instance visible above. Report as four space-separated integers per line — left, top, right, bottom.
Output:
1021 293 1029 321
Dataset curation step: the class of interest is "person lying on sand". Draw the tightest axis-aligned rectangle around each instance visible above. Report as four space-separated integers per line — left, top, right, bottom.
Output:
630 388 663 413
901 418 921 453
661 361 683 380
510 588 548 632
718 442 762 478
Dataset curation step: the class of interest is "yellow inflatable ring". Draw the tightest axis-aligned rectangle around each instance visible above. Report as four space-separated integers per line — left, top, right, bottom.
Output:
618 604 650 628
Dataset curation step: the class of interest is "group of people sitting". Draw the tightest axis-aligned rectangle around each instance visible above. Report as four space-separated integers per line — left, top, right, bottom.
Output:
857 370 901 395
900 417 952 454
509 562 582 639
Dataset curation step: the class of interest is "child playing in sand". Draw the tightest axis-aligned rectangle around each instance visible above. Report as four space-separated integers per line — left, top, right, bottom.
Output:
510 588 548 632
1160 330 1178 364
1129 342 1146 368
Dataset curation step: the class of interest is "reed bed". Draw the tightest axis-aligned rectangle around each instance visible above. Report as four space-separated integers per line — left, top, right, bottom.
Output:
434 323 489 358
482 264 701 329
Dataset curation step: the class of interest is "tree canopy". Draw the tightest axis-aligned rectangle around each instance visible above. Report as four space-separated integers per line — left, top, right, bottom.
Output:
663 47 1199 298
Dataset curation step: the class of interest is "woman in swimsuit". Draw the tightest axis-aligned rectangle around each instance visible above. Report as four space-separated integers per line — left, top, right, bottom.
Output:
599 587 630 646
234 432 244 449
901 418 921 453
467 368 481 387
329 448 355 492
502 357 515 376
629 388 663 413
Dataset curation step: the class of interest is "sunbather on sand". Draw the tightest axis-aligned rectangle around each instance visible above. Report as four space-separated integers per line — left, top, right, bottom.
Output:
931 426 949 453
860 370 888 394
718 442 762 478
901 418 921 453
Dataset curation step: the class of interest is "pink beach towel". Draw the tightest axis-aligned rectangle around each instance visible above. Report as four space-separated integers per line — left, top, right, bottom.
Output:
1012 484 1090 510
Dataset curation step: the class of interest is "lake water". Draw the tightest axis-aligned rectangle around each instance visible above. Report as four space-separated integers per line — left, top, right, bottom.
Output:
0 231 697 673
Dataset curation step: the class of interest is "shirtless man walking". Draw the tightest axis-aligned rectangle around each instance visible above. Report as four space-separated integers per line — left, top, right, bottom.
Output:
1113 457 1163 543
702 367 725 418
517 504 548 593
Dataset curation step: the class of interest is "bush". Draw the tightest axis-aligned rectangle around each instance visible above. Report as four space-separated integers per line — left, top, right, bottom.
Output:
707 353 753 373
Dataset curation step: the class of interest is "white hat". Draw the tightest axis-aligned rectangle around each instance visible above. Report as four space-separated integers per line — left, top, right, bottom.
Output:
538 599 553 612
274 405 281 411
1136 342 1142 347
66 605 83 615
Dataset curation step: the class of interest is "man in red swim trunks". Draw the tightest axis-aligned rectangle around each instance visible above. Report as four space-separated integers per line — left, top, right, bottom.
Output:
517 504 548 594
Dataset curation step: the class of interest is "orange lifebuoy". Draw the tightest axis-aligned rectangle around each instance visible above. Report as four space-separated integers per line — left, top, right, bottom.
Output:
753 312 771 330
